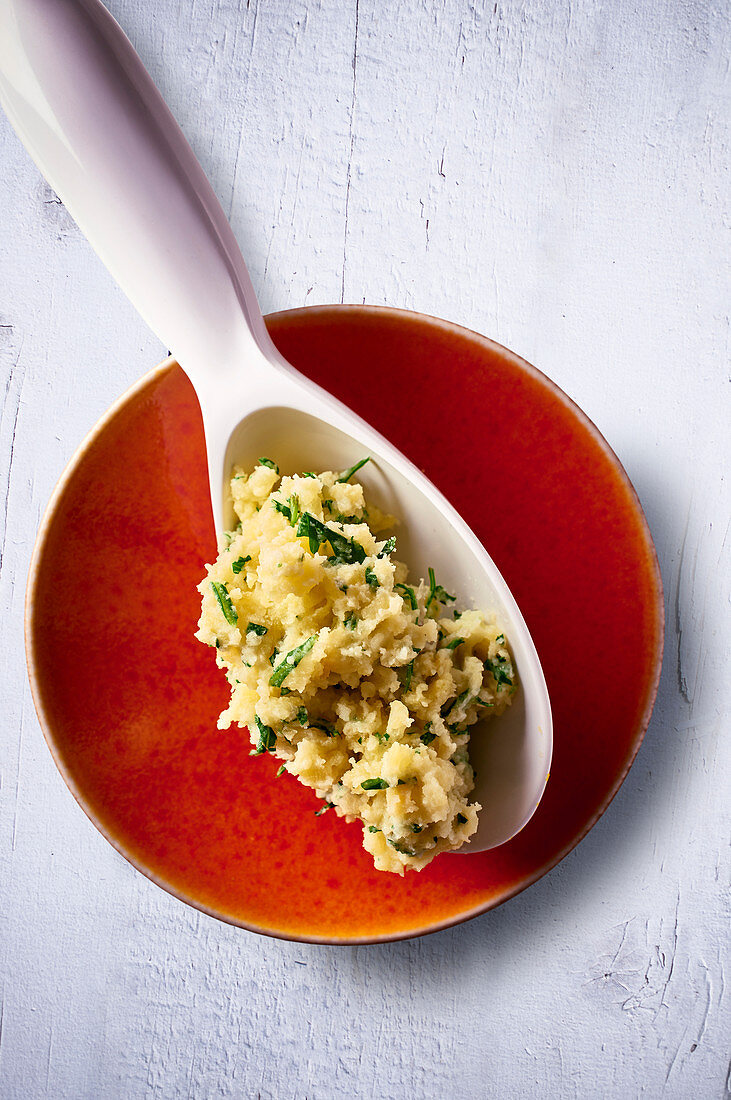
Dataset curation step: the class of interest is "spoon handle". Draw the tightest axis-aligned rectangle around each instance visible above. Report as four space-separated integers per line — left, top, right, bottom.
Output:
0 0 272 383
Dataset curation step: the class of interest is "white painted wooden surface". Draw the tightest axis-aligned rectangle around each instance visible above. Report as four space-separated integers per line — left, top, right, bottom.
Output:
1 0 729 1096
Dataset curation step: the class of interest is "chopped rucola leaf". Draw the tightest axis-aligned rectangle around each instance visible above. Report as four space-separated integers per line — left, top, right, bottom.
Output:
425 567 437 614
443 636 465 651
425 567 457 614
435 584 456 604
253 715 276 754
336 456 370 483
309 720 339 738
231 555 251 574
210 581 237 625
272 498 291 519
296 706 308 725
258 457 279 472
364 566 379 588
247 622 267 636
395 583 417 610
269 635 318 687
361 777 389 790
335 511 366 524
296 511 366 564
441 689 471 719
343 611 358 630
387 838 415 856
378 535 396 558
485 654 514 687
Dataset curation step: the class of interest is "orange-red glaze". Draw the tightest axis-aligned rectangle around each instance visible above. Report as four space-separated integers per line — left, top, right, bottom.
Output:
29 308 663 941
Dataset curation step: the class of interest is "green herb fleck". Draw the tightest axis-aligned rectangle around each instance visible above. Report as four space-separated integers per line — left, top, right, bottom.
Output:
387 838 415 856
336 457 370 483
288 494 300 527
400 660 414 693
420 726 437 746
425 567 438 614
210 581 237 625
425 567 456 615
270 636 317 687
231 555 251 574
247 622 267 636
378 536 397 558
253 715 276 754
364 566 379 588
443 636 465 651
276 763 286 777
272 498 291 520
441 689 471 719
368 825 380 833
395 583 417 610
296 707 308 725
301 472 317 478
309 720 339 738
343 611 358 630
258 457 279 472
296 511 366 564
314 802 332 816
374 731 390 744
485 655 514 687
361 777 389 791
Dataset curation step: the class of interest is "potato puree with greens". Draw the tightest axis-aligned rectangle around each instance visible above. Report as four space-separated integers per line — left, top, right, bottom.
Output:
196 458 517 874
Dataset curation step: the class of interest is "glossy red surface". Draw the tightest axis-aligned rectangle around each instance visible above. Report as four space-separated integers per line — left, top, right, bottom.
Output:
27 307 663 942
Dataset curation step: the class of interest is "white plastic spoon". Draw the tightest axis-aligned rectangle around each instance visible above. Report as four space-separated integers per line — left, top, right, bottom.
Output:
0 0 551 852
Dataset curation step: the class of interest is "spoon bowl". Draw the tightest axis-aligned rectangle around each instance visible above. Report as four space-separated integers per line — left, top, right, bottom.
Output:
0 0 551 850
217 391 552 852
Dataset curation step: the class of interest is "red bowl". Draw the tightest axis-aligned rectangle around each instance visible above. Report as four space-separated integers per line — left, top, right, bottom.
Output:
25 305 664 943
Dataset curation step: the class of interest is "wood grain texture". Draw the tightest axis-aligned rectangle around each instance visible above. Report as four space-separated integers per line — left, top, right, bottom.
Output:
1 0 728 1096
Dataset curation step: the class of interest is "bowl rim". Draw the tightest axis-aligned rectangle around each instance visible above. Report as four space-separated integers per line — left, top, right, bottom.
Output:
24 303 665 946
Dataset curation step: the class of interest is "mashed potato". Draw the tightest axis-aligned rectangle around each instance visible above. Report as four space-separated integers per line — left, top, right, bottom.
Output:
196 458 516 874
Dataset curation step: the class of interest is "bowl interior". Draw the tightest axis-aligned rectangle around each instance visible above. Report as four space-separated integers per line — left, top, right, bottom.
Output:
26 305 664 943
